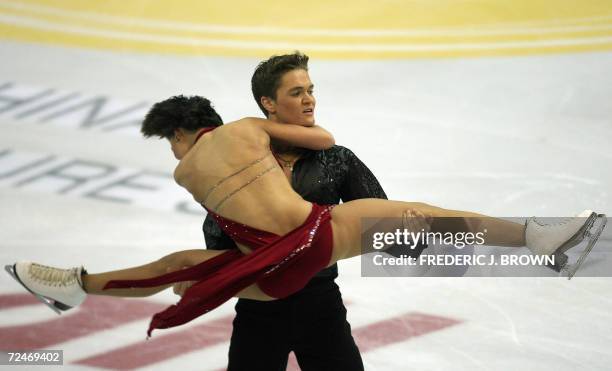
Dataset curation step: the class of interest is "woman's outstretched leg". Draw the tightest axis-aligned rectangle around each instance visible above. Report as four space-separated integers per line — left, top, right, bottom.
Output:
329 199 527 263
328 199 599 272
85 249 274 300
7 248 274 314
83 249 223 297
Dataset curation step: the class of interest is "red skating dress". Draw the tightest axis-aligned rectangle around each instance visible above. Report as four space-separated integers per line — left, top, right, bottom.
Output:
104 127 335 337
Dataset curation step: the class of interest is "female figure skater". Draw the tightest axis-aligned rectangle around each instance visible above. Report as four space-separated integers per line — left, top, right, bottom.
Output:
7 95 604 337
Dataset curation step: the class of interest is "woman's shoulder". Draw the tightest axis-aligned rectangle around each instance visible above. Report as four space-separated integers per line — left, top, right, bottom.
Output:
218 118 265 134
213 118 269 146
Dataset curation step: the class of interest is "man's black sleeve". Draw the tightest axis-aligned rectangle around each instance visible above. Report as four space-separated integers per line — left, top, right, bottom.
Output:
338 147 425 259
338 147 387 202
203 212 237 250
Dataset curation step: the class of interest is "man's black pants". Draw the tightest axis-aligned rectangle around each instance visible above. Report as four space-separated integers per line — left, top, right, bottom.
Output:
227 278 364 371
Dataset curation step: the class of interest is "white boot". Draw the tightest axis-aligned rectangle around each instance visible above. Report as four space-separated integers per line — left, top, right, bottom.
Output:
525 210 606 277
6 261 87 313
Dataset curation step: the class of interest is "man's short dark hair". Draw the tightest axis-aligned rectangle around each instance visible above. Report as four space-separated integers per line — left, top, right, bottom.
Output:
141 95 223 139
251 51 309 116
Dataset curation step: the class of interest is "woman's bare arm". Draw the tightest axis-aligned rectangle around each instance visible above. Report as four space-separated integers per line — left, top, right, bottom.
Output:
240 117 335 150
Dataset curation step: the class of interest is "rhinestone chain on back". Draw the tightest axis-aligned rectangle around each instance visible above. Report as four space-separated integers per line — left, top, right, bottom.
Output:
201 152 273 206
213 164 278 212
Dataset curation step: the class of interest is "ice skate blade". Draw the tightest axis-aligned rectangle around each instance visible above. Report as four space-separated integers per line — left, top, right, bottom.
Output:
562 214 607 279
4 264 62 314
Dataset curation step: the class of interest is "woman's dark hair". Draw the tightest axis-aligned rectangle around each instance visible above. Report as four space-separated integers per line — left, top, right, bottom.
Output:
251 51 309 117
141 95 223 139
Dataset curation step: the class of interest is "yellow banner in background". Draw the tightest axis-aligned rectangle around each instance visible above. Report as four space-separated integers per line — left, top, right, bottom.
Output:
1 0 612 58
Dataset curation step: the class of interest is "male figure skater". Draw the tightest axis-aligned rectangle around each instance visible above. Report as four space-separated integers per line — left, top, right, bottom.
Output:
200 52 380 371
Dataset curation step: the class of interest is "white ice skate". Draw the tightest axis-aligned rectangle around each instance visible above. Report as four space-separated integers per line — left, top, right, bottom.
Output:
5 262 87 314
525 210 607 279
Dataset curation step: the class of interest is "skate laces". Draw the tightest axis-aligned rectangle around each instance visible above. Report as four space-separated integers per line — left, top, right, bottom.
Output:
29 264 78 287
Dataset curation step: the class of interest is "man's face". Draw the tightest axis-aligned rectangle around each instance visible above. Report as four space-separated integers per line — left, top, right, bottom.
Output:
269 69 315 126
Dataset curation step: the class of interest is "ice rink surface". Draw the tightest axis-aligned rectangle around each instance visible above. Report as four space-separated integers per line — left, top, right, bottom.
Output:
1 1 612 370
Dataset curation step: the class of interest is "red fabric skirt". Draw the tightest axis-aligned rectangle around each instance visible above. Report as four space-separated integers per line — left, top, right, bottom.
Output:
104 203 335 337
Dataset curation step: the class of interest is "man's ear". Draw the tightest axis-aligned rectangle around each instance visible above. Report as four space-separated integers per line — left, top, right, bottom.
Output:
261 96 276 115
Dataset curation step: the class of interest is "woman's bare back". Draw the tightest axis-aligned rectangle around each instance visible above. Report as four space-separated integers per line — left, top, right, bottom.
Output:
174 119 312 241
